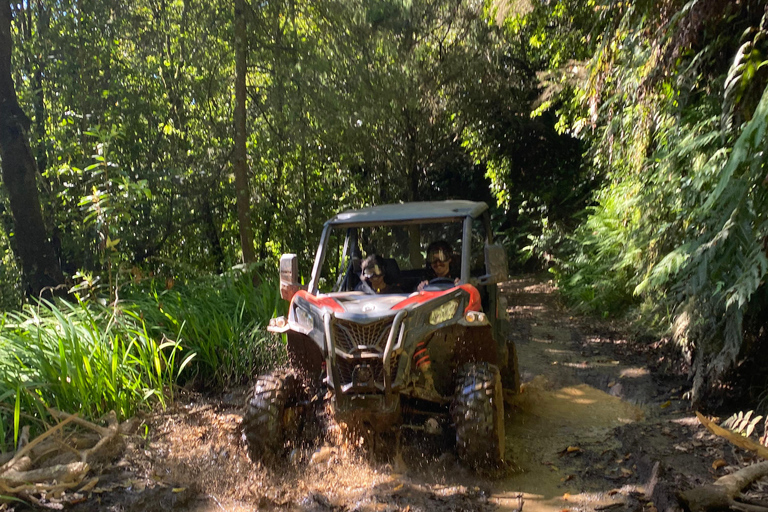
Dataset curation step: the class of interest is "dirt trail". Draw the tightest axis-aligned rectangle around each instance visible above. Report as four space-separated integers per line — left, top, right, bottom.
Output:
57 275 750 512
493 277 654 511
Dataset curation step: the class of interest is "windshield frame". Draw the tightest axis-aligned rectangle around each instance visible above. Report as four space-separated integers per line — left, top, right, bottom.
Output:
309 216 488 295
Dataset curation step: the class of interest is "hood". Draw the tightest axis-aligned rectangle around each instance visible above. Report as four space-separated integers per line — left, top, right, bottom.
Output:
293 285 480 323
332 293 408 319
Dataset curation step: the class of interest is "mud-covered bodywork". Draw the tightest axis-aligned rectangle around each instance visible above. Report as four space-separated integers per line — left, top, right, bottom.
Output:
270 283 509 424
253 200 517 467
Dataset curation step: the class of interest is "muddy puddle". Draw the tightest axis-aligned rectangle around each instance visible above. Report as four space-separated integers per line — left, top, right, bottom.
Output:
494 377 645 511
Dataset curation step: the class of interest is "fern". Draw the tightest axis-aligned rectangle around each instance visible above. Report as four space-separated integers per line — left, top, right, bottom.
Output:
722 410 764 439
553 0 768 402
679 86 768 386
706 85 768 211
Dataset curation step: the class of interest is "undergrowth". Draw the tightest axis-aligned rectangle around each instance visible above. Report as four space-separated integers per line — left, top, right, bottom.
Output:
545 0 768 402
124 266 287 388
0 266 285 453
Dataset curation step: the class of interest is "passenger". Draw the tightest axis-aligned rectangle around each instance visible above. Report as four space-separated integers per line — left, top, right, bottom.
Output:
418 241 460 291
357 254 402 294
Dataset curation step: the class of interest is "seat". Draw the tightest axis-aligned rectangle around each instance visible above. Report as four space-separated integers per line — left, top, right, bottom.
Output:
382 258 400 286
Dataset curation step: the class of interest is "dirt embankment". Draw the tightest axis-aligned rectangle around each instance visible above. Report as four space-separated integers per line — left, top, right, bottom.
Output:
30 275 765 512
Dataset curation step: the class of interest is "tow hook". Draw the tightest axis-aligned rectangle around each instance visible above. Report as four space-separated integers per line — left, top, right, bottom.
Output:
424 417 441 435
400 417 442 435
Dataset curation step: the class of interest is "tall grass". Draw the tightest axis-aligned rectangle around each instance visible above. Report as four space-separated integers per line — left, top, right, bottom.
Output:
125 267 287 388
0 267 286 453
0 297 190 452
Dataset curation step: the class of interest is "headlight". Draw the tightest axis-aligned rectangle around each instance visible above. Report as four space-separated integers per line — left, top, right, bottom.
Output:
464 311 486 323
295 306 313 329
429 300 458 325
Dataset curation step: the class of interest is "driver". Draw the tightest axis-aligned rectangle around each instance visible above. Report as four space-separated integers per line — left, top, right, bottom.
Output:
418 241 460 291
357 254 402 294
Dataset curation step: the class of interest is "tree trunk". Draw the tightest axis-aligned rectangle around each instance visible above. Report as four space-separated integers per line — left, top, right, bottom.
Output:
0 0 64 299
234 0 256 265
203 198 225 273
403 106 420 202
32 0 49 175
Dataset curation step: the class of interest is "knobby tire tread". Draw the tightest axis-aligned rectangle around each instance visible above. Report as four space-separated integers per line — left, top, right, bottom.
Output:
450 362 505 469
242 370 298 461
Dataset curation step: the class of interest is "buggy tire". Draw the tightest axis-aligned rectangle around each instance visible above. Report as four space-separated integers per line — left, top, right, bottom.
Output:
450 362 505 469
242 370 303 462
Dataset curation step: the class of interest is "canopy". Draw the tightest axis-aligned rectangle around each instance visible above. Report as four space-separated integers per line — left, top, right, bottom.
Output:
326 200 488 227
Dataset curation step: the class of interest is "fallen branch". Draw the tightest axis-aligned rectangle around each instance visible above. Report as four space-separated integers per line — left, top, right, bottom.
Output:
678 413 768 512
679 461 768 512
80 411 120 463
0 408 125 506
0 413 77 474
46 408 114 439
696 412 768 460
0 461 89 486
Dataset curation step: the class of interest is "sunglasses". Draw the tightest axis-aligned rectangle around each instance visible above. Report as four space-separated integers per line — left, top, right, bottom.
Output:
429 256 450 265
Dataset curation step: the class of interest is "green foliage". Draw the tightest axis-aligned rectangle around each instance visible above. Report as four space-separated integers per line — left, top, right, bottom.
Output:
124 266 287 388
461 0 600 267
4 0 552 295
0 297 188 452
542 0 768 401
0 227 22 311
0 268 284 452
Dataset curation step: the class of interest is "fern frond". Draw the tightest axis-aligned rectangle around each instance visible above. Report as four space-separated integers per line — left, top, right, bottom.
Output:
634 244 690 295
706 85 768 210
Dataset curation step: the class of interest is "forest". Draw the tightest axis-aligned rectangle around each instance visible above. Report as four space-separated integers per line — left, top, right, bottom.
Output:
1 0 767 460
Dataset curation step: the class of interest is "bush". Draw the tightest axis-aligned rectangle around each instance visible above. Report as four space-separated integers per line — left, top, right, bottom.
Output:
0 266 286 452
0 297 189 451
122 265 287 389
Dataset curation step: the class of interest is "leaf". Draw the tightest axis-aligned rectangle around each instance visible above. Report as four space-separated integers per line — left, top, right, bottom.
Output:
105 237 121 250
697 412 768 460
746 416 763 438
13 385 21 448
704 85 768 210
711 459 727 470
722 411 763 438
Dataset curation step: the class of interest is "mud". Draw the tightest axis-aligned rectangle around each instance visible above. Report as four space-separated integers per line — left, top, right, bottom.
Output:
18 275 766 511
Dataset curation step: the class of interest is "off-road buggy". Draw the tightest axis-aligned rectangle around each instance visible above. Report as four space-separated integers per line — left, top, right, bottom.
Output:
243 200 519 468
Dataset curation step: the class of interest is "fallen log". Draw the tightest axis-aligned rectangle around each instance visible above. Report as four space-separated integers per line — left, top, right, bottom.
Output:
0 408 125 505
679 461 768 512
0 461 89 487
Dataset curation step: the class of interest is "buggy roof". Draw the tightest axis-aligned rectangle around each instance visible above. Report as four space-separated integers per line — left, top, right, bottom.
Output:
326 200 488 227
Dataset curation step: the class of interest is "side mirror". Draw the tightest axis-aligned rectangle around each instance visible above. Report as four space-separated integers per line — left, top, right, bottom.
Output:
279 254 301 301
485 244 508 284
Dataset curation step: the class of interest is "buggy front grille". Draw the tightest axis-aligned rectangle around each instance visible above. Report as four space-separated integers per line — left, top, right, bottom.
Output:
332 317 394 353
